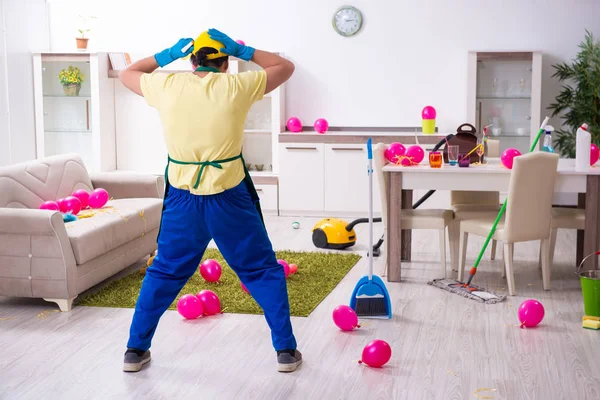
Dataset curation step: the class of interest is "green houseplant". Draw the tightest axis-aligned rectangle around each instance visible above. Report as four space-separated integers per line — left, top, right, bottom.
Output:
548 30 600 157
58 66 85 96
76 15 97 50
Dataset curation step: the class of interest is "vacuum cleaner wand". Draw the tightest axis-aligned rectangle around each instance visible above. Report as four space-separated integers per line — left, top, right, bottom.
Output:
464 117 550 286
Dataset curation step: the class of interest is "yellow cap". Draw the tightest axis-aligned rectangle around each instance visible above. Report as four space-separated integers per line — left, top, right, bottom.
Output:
185 31 227 60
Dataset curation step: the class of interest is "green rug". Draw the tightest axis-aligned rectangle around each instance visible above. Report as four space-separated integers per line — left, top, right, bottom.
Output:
77 249 361 317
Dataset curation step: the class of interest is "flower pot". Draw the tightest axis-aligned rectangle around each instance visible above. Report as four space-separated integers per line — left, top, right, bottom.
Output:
63 83 81 96
76 37 89 50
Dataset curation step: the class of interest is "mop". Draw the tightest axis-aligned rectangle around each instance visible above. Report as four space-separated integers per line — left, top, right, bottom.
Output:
428 117 550 304
350 138 392 318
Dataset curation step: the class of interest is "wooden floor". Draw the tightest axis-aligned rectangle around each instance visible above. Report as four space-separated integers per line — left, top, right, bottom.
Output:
1 216 599 400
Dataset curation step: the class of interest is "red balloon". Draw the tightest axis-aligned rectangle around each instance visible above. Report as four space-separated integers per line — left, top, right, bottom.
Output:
196 290 221 315
57 198 69 213
289 264 298 274
278 259 291 278
72 189 90 209
63 196 82 215
332 305 359 331
40 201 60 211
199 259 222 283
360 340 392 368
501 148 522 169
177 294 204 319
591 144 599 166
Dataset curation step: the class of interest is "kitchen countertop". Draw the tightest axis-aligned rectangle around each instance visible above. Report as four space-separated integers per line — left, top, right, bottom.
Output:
279 131 449 144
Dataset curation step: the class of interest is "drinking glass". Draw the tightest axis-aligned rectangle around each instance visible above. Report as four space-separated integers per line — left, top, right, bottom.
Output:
459 153 470 168
476 137 484 164
429 151 442 168
448 145 459 166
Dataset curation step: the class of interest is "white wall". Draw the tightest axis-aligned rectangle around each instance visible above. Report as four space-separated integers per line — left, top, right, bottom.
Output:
0 0 48 166
46 0 600 133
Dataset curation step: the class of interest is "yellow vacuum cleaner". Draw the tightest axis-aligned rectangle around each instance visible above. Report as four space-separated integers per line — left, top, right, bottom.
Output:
312 217 383 253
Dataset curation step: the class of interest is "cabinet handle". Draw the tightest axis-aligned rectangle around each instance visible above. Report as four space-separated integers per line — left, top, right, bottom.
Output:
332 147 363 151
85 100 90 130
256 189 263 192
285 146 318 150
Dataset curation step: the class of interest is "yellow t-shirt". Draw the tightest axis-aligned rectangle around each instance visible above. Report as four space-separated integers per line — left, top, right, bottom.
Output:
140 70 267 195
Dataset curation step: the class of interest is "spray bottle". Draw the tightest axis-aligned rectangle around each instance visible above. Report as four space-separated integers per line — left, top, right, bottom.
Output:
542 125 555 153
576 123 590 171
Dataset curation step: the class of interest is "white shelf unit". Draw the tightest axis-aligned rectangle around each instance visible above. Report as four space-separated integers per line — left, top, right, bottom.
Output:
33 52 116 172
467 51 542 154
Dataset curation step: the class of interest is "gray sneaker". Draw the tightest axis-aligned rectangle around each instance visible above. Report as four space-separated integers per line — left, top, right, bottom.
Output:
123 349 151 372
277 349 302 372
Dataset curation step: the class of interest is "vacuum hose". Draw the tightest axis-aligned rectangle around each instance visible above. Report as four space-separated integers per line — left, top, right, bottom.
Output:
411 134 454 209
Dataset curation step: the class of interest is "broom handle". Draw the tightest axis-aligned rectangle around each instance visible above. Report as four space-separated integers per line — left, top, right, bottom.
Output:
468 117 549 281
367 138 374 281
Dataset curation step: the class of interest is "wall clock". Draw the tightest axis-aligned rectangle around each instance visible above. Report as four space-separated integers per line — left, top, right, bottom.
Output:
332 6 363 37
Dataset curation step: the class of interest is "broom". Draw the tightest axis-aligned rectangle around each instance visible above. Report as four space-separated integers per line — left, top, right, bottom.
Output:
349 138 392 318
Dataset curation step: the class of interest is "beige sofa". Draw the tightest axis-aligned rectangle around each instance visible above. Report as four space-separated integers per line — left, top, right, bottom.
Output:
0 153 164 311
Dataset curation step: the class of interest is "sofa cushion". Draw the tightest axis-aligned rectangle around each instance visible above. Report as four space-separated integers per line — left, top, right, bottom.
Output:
0 153 93 209
66 198 163 265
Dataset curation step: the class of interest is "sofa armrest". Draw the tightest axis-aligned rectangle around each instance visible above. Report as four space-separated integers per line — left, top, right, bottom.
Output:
0 208 77 299
90 172 165 199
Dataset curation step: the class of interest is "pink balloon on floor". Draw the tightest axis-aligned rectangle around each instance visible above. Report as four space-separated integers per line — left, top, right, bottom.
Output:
197 290 221 315
286 117 302 133
177 294 204 319
199 259 222 283
360 340 392 368
501 148 522 169
72 189 90 209
406 145 425 164
240 282 250 294
278 259 291 278
332 305 359 331
591 144 599 166
422 105 436 119
289 263 298 275
384 142 407 164
88 188 109 209
57 198 69 213
63 196 82 215
40 201 60 211
314 118 329 134
518 299 545 328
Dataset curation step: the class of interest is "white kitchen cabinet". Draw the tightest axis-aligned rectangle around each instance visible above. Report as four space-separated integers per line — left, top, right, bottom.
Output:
323 144 381 214
278 143 324 213
255 184 278 214
33 52 116 172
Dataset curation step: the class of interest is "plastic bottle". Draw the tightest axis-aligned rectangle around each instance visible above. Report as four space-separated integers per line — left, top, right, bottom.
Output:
576 123 590 171
542 125 554 153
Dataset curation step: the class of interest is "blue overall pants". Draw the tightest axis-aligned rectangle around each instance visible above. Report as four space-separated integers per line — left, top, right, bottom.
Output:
127 180 297 352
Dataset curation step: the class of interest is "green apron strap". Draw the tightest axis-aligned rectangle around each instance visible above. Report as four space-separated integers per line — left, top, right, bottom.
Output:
167 154 242 189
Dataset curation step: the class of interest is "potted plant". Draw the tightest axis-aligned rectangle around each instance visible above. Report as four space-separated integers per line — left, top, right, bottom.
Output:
548 30 600 157
58 66 85 96
76 15 97 50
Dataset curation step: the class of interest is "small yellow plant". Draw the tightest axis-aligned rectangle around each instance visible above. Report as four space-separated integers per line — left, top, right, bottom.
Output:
58 66 84 85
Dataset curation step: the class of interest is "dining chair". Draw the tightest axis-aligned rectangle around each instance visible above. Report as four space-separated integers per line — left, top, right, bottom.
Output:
458 152 559 295
374 143 455 277
539 207 585 268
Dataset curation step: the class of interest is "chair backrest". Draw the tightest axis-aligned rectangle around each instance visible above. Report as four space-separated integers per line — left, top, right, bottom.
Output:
373 143 389 227
504 152 559 242
0 153 93 209
486 139 500 157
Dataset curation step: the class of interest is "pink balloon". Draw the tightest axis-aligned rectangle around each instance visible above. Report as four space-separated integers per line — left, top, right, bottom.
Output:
360 340 392 368
278 259 291 278
286 117 302 133
240 282 250 294
88 188 109 209
197 290 221 315
384 142 407 164
56 198 69 213
332 305 359 331
314 118 329 134
236 39 245 45
400 157 412 166
518 299 545 328
199 259 222 283
422 105 436 120
289 263 298 275
72 189 89 209
63 196 82 215
406 145 425 164
40 201 60 211
177 294 204 319
591 144 599 166
500 148 522 169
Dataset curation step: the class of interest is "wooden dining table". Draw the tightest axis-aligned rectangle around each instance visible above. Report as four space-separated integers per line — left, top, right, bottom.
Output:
383 158 600 282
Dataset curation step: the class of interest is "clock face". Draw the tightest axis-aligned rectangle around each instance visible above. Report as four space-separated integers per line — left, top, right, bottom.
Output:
333 6 363 37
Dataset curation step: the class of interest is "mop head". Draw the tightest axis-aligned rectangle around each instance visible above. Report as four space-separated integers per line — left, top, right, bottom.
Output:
427 279 506 304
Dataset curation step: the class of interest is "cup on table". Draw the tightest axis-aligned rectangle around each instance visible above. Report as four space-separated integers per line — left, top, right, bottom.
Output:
448 145 459 166
429 151 442 168
459 153 470 168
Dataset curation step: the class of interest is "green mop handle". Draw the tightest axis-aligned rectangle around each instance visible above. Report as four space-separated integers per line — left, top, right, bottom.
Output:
465 117 550 285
